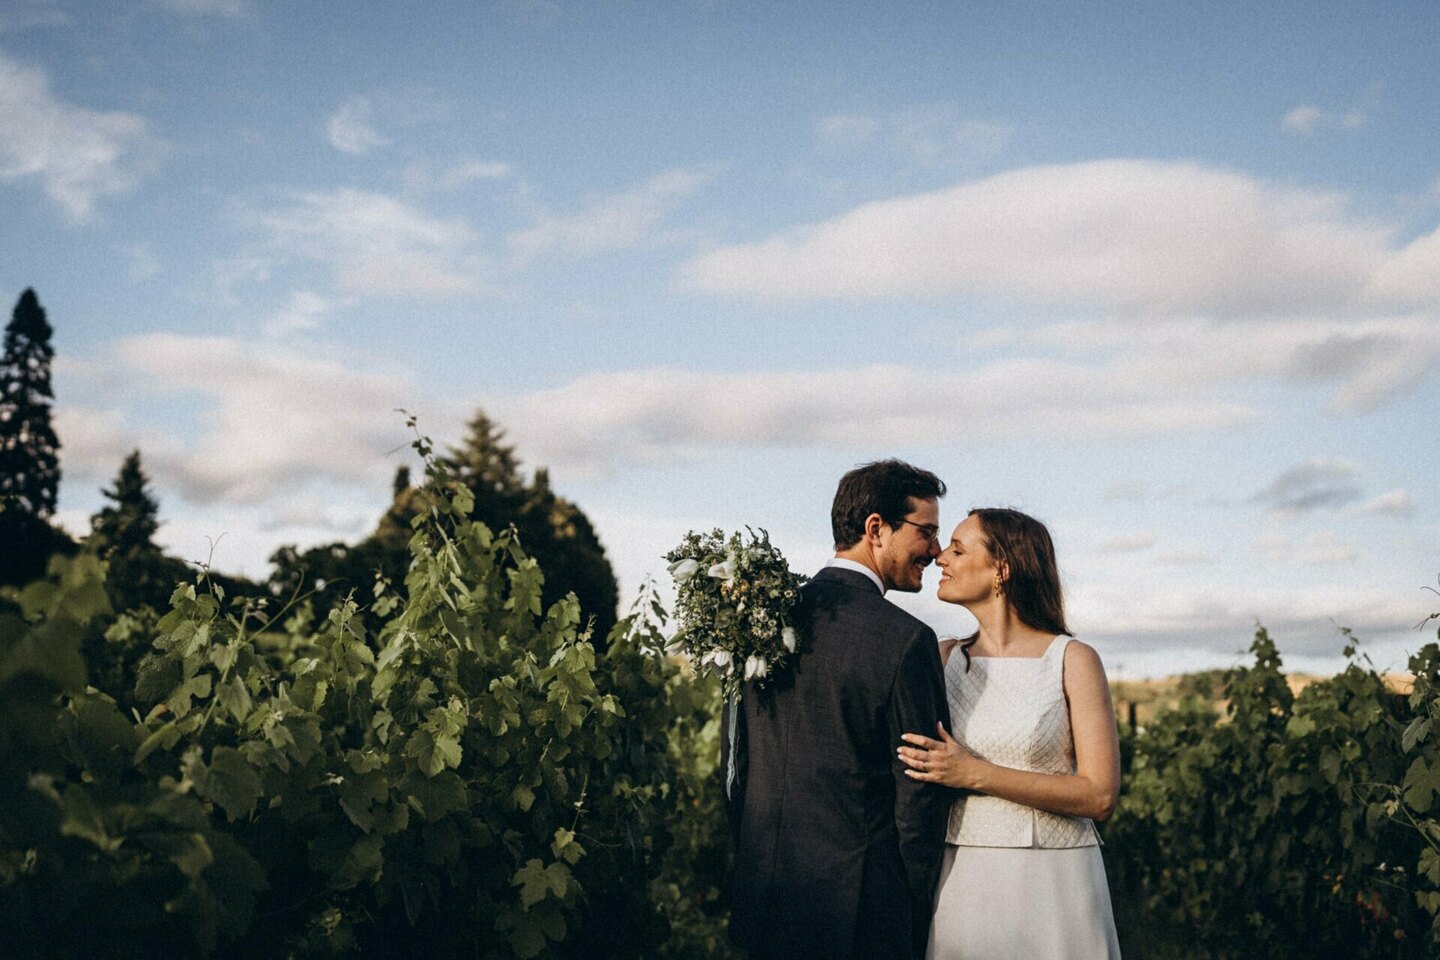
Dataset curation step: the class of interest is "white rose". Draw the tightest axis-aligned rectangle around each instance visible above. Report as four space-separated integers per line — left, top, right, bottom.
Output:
782 627 796 653
744 654 768 679
668 558 701 581
707 558 738 581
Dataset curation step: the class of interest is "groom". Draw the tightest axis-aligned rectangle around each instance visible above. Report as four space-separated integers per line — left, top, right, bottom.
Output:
725 460 953 960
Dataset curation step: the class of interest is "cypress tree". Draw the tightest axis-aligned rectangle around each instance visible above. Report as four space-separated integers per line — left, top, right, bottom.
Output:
0 289 66 584
91 450 160 556
89 449 187 612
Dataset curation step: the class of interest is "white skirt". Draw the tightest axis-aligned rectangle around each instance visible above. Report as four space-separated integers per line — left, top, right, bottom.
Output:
926 844 1121 960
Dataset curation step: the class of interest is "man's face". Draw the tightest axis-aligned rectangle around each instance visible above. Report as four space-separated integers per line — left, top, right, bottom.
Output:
874 497 941 593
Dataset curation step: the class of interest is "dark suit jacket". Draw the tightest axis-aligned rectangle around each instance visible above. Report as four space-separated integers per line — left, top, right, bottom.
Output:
724 566 953 960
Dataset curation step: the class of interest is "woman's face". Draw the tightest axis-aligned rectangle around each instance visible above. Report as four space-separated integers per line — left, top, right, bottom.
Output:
935 514 999 606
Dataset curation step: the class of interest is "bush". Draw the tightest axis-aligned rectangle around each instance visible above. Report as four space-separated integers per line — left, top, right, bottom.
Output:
0 448 731 959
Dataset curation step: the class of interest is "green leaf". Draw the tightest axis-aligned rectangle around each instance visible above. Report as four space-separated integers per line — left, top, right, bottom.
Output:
133 654 180 705
1285 714 1315 737
1406 757 1437 814
551 827 585 865
513 858 550 909
166 672 213 718
192 746 263 821
68 692 139 778
508 922 546 960
0 614 86 693
1404 717 1432 753
331 833 385 891
512 783 535 812
214 674 253 723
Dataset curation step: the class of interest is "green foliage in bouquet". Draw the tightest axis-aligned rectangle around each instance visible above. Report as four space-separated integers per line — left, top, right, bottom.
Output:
665 528 807 701
0 425 736 959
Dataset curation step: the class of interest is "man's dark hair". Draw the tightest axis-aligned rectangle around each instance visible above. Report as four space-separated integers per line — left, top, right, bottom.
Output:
831 459 946 550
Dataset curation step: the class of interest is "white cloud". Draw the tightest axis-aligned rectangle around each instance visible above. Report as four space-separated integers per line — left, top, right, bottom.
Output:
1102 482 1188 503
1098 532 1156 554
326 97 388 154
680 158 1440 316
94 334 433 503
473 310 1440 477
487 362 1256 477
262 289 337 337
1017 315 1440 415
1281 105 1324 135
1250 459 1363 515
0 53 158 218
1254 530 1361 566
1155 550 1212 566
817 113 882 148
1354 489 1416 519
250 188 484 296
1281 85 1379 137
404 158 512 192
1070 580 1407 655
508 168 709 261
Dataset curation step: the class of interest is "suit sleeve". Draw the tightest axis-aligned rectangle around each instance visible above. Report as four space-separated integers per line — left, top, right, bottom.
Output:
888 627 953 957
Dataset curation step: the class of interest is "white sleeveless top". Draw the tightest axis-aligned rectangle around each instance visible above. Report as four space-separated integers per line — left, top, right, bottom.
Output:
943 635 1100 848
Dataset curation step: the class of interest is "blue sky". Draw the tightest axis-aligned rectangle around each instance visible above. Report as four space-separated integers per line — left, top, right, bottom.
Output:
3 0 1438 676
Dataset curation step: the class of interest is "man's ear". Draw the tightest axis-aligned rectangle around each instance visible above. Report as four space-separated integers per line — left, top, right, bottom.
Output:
863 512 886 544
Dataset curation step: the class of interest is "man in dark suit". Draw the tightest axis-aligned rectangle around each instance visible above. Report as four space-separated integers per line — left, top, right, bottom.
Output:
725 460 953 960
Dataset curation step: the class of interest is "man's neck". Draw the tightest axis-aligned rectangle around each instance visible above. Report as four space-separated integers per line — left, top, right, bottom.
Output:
828 552 885 593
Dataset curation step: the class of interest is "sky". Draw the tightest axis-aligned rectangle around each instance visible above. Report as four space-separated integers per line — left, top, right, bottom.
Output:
2 0 1438 677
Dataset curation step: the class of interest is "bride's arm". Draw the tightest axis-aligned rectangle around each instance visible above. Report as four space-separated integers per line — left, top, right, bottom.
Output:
897 641 1121 822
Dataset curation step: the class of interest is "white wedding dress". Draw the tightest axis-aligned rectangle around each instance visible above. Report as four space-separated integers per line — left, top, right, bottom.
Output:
927 636 1121 959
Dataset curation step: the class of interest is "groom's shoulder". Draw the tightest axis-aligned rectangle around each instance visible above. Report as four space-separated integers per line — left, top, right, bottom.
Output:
875 595 935 640
801 572 934 639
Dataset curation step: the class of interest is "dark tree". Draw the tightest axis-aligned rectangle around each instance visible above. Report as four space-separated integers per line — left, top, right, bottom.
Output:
91 450 160 556
442 412 618 640
87 449 190 613
271 408 619 641
0 289 70 585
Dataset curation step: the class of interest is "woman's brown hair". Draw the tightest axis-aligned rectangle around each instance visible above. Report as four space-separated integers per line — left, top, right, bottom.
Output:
957 507 1070 670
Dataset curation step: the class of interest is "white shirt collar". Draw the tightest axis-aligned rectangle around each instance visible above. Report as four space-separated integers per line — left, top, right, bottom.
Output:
825 557 885 594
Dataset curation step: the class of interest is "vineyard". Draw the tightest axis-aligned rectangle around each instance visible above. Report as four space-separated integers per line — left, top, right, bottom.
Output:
3 446 1440 957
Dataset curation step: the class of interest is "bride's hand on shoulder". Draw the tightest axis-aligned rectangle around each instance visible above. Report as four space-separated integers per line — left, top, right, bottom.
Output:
898 723 976 789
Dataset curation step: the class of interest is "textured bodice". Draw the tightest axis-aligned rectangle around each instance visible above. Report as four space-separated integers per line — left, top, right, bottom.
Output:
943 636 1099 848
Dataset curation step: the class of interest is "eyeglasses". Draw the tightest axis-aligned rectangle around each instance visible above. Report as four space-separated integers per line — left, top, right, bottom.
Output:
895 519 940 543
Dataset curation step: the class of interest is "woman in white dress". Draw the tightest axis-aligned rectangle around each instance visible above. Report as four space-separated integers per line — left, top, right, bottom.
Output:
897 508 1122 959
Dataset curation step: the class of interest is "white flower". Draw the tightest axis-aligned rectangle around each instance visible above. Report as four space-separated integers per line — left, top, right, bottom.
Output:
663 636 687 657
782 627 796 653
704 649 733 672
706 558 737 581
744 654 768 679
668 558 701 581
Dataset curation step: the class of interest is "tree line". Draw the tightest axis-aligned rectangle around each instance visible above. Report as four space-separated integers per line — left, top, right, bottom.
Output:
0 289 617 638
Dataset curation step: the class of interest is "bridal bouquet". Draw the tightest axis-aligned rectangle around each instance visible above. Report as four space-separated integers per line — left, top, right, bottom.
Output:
665 528 807 700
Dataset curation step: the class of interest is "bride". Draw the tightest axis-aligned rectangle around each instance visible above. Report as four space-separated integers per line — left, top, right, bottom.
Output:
898 508 1122 959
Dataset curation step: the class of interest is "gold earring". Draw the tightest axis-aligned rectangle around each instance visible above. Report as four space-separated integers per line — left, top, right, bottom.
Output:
992 574 1003 597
